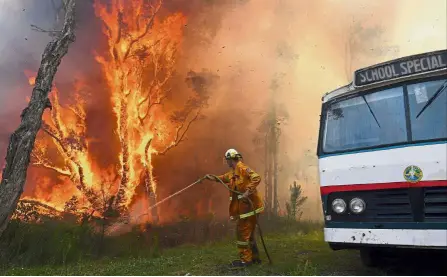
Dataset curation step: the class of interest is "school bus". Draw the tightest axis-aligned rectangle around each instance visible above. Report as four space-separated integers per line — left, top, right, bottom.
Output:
317 49 447 266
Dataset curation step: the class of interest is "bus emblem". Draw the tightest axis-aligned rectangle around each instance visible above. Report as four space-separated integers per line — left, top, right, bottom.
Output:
403 165 423 183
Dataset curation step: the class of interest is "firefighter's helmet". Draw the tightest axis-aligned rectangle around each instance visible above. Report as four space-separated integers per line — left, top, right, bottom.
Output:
225 149 242 160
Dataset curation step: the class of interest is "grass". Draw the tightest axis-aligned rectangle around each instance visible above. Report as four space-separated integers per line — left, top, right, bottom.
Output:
2 217 445 275
1 229 383 276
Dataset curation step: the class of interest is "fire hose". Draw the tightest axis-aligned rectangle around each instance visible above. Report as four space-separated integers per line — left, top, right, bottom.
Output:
135 174 272 265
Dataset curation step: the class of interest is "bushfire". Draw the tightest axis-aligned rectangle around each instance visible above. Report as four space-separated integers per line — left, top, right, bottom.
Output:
14 0 207 224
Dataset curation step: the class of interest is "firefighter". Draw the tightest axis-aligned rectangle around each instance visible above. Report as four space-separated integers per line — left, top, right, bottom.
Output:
205 149 264 268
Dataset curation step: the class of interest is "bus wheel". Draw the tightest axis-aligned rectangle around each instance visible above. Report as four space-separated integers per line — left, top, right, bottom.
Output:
360 248 380 267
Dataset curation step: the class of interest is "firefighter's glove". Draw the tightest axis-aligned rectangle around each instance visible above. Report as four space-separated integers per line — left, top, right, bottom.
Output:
204 174 217 181
241 190 250 199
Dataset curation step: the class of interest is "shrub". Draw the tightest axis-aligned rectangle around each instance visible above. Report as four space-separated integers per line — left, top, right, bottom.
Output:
0 219 96 266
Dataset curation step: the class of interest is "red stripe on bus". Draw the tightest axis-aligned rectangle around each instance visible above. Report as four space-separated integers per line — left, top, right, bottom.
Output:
320 180 447 195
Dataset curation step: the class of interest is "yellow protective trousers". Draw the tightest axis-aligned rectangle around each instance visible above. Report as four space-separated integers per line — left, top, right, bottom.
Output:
236 215 260 263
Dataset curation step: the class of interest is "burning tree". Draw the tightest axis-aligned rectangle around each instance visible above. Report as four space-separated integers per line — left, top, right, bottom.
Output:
94 0 207 221
12 199 64 223
21 0 209 224
30 81 100 208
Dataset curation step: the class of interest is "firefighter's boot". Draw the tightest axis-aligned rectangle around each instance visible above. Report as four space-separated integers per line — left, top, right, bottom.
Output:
252 258 262 264
230 259 252 268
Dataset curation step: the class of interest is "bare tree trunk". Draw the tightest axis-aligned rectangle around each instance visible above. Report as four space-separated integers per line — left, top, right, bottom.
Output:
264 131 272 219
264 101 280 218
267 122 274 218
272 140 279 216
0 0 76 237
272 106 279 216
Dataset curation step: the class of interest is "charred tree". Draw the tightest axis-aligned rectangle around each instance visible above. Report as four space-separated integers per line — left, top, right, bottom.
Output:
0 0 76 237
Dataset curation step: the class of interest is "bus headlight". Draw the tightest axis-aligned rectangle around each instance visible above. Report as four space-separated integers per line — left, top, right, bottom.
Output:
349 198 366 214
331 199 346 214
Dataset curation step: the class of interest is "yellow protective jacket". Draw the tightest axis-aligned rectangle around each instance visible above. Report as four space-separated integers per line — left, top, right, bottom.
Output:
217 161 264 219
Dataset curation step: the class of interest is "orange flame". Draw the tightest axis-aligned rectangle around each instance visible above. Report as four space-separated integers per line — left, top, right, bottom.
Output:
94 0 187 212
24 70 98 212
21 0 190 223
24 69 36 86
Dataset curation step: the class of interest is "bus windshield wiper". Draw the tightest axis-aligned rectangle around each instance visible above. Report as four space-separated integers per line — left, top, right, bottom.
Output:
416 80 447 119
362 95 381 128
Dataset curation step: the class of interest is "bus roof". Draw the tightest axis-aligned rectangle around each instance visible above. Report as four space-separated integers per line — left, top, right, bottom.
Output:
323 49 447 103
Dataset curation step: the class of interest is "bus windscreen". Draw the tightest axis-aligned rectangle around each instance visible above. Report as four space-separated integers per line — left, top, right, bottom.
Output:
322 78 447 154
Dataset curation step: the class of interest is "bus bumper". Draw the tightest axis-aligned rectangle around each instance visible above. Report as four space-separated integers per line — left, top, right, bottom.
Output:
324 228 447 249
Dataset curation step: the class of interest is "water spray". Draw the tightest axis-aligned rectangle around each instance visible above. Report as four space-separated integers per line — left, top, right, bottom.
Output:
146 177 206 212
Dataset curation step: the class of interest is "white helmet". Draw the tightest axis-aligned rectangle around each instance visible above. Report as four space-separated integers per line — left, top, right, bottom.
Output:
225 149 241 160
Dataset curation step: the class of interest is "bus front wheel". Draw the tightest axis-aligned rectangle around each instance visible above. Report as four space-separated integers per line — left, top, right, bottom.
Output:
360 248 381 267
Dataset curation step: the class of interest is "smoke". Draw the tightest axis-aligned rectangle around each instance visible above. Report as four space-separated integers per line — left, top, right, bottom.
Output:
159 0 446 220
0 0 445 222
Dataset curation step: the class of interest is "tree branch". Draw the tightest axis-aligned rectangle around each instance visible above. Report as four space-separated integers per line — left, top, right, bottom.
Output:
41 123 69 155
123 0 162 61
136 39 174 124
19 199 63 214
138 92 168 125
158 108 201 155
30 0 69 37
67 106 85 121
31 24 62 37
31 151 71 177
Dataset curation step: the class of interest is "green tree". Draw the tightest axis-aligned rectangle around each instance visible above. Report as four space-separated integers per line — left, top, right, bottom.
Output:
285 181 307 221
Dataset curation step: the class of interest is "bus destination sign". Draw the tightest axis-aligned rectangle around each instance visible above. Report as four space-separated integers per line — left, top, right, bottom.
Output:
354 50 447 87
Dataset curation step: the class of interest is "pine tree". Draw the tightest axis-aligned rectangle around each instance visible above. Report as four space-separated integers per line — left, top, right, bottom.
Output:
285 181 308 221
